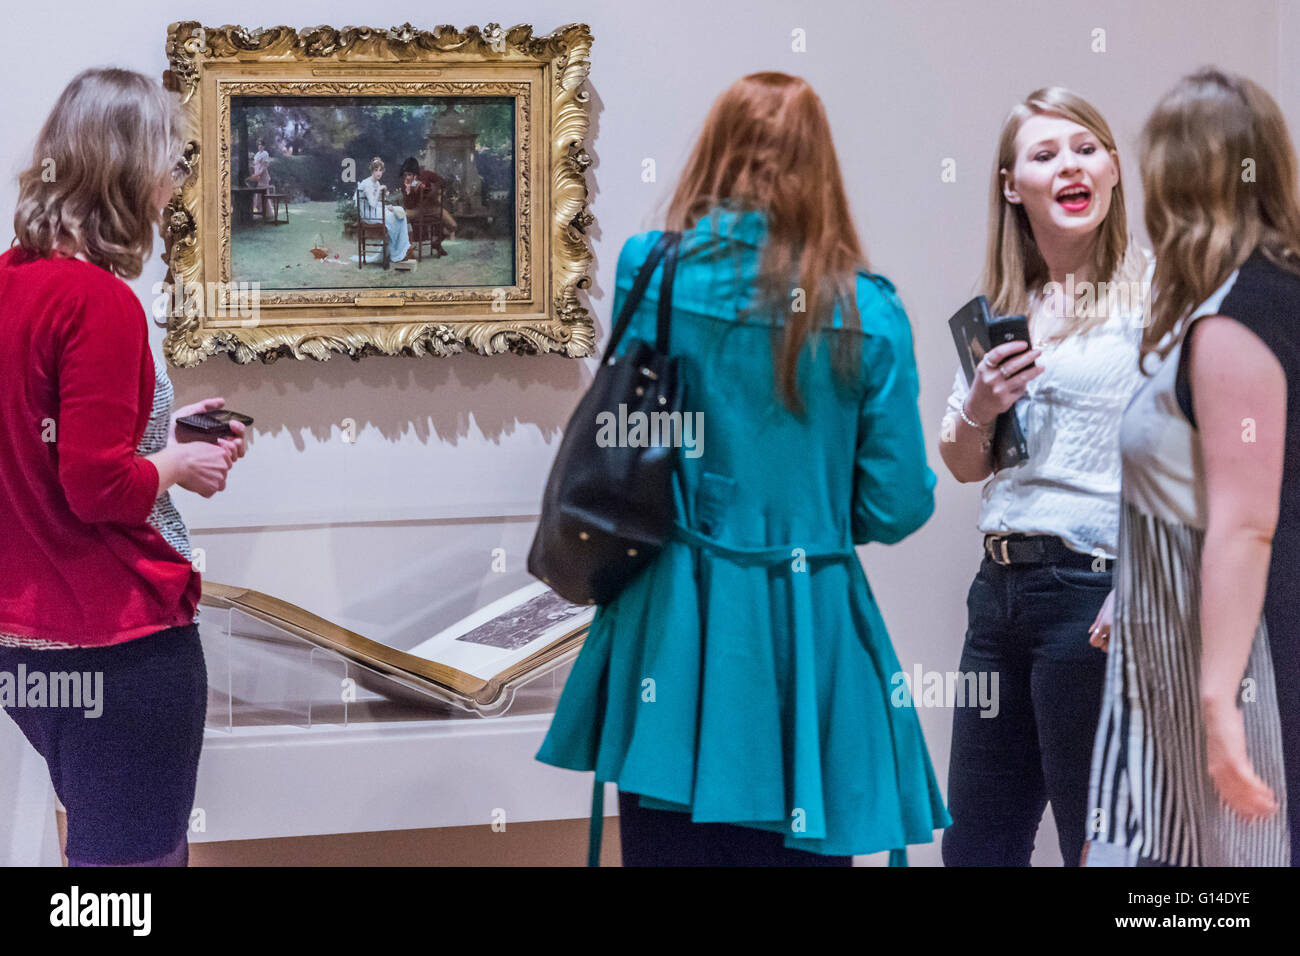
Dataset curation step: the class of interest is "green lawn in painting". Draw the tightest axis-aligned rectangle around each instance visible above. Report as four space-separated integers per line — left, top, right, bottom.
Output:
230 200 514 290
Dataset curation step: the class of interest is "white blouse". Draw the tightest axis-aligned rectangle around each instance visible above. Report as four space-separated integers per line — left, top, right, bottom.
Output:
945 265 1152 559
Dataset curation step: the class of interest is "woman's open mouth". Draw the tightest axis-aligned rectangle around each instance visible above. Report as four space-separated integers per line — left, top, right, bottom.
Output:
1055 184 1092 213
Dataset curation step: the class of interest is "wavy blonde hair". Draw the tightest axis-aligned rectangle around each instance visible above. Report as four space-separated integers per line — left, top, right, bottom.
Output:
1140 67 1300 366
13 68 182 279
981 86 1145 341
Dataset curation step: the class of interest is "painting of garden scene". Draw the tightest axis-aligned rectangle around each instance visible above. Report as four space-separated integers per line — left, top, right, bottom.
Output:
227 94 516 289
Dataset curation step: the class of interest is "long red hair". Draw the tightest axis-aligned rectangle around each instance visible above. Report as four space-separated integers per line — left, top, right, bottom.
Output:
665 72 868 413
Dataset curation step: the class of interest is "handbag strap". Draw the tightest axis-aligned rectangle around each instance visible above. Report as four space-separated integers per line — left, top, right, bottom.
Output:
599 230 683 364
655 232 681 353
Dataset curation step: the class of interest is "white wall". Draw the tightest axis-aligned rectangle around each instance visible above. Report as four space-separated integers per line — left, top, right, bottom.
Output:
0 0 1287 865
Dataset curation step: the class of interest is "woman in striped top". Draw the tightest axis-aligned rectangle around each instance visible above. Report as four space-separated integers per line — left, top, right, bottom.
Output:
1086 68 1300 866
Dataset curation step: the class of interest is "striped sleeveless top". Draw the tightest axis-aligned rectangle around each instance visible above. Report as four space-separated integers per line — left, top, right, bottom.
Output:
1087 246 1300 866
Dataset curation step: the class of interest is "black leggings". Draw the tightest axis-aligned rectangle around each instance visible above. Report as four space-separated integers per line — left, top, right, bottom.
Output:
617 789 853 867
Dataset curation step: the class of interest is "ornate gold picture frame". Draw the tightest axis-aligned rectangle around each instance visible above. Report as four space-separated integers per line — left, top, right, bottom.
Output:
161 21 594 366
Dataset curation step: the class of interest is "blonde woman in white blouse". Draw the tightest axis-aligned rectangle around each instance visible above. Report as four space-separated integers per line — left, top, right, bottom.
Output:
937 87 1149 867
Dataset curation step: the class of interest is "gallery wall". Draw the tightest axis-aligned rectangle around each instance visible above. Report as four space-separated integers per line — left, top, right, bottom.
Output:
0 0 1289 865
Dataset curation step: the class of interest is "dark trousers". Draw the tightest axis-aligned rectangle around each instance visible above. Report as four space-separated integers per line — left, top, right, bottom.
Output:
941 554 1110 867
617 789 853 866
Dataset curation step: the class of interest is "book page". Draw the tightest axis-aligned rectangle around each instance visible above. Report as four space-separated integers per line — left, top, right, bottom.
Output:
407 582 594 681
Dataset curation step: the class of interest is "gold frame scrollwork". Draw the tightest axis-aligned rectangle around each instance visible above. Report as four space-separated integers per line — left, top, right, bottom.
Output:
161 21 595 366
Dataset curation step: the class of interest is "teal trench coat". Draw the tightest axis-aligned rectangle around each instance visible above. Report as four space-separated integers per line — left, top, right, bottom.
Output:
535 208 951 861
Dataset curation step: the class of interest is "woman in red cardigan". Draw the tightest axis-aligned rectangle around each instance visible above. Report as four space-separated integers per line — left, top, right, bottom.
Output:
0 68 246 866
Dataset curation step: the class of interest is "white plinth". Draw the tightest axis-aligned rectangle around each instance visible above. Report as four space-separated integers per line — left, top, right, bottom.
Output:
192 713 613 844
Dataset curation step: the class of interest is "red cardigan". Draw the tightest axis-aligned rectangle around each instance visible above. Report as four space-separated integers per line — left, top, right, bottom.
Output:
0 247 200 647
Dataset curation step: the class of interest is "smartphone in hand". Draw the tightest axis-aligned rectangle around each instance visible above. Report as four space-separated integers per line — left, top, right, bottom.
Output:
176 409 254 442
986 314 1031 349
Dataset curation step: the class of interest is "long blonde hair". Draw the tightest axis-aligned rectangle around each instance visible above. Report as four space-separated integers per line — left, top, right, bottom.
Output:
13 68 182 279
665 72 867 414
981 87 1142 341
1140 67 1300 365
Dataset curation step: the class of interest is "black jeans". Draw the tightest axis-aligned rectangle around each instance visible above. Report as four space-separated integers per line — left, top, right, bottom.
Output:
941 554 1110 867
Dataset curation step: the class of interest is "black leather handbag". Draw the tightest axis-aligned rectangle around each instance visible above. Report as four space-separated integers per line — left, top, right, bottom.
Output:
528 230 685 606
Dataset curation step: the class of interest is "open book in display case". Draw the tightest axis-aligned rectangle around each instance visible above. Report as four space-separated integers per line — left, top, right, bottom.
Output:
198 580 595 728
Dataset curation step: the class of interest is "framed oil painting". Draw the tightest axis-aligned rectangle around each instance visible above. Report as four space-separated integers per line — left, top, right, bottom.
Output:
161 22 595 366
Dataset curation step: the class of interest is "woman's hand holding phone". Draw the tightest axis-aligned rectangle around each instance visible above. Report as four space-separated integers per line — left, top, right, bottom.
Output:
964 341 1044 426
164 396 247 496
172 397 248 463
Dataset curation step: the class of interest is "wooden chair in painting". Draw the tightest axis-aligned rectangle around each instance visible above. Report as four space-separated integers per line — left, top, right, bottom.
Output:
408 182 448 262
356 189 389 269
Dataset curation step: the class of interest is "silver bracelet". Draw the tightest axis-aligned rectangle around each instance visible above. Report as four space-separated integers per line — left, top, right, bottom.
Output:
958 400 990 430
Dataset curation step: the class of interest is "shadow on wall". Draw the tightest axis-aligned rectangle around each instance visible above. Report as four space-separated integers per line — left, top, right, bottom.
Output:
164 82 609 452
171 350 592 450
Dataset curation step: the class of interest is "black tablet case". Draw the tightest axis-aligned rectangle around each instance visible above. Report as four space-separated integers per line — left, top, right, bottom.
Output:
947 295 1030 471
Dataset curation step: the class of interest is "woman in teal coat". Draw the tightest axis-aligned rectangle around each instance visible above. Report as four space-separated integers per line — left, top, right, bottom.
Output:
536 72 950 865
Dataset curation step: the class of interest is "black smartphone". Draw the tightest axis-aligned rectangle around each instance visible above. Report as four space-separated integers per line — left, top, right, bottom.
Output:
176 409 254 439
986 313 1031 349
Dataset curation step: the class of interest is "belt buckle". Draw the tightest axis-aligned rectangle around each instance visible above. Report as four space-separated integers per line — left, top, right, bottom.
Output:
987 534 1011 565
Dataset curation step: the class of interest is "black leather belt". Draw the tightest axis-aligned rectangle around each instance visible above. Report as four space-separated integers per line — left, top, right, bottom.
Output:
983 532 1114 571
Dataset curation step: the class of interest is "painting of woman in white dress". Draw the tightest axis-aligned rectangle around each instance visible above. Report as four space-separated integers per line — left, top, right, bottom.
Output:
245 138 271 215
356 156 410 265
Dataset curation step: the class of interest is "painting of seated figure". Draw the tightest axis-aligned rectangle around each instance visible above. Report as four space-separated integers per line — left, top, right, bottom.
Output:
161 21 594 366
228 94 516 289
